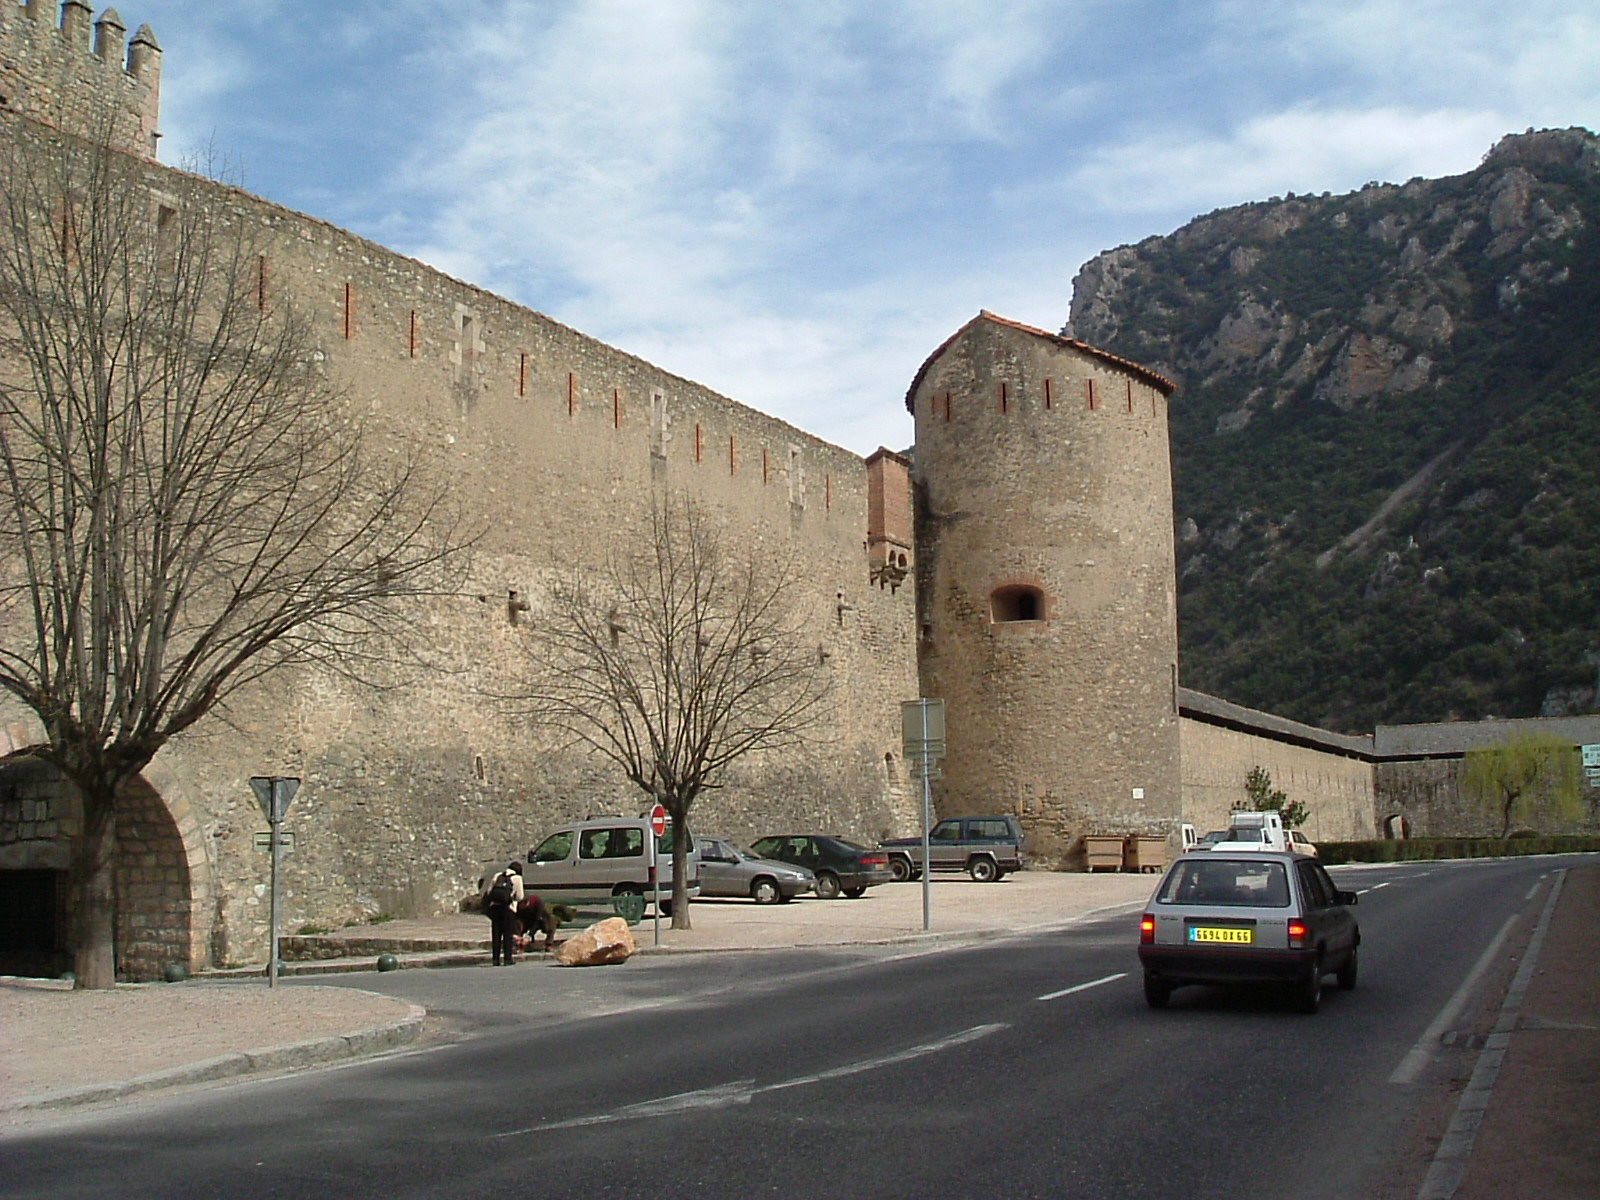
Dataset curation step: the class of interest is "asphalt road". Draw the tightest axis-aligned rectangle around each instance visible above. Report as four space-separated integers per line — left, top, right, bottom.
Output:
3 857 1571 1200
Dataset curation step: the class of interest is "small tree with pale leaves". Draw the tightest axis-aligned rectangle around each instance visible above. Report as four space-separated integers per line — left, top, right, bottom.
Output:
1234 765 1310 830
1459 732 1581 840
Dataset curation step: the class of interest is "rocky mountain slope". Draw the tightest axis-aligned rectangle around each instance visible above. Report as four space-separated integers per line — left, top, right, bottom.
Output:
1066 127 1600 732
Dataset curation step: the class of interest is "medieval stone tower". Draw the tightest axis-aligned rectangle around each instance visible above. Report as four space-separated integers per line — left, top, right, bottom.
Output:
908 312 1182 865
0 1 162 160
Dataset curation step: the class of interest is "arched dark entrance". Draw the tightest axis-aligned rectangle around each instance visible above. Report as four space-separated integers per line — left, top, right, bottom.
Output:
0 757 213 980
1382 813 1411 840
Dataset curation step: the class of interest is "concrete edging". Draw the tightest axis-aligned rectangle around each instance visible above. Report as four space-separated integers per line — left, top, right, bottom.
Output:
9 999 426 1113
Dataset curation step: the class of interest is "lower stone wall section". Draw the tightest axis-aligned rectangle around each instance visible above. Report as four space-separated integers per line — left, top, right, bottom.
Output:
1375 759 1600 838
1180 718 1377 844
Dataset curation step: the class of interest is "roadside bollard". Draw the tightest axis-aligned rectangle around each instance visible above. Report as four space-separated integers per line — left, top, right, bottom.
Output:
376 953 400 972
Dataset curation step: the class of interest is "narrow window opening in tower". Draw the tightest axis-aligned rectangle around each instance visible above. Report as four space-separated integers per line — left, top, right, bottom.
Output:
990 585 1044 623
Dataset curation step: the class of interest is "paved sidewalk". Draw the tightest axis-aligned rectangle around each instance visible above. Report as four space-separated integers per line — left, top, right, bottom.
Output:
1450 863 1599 1200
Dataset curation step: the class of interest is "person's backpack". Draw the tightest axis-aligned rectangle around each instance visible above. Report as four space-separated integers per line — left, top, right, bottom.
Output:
486 871 515 906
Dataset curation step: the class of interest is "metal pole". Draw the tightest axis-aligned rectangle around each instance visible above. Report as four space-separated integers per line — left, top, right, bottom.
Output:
920 701 932 932
651 824 661 948
268 802 282 989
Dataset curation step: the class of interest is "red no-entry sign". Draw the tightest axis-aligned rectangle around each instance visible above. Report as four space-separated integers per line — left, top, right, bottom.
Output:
649 804 669 837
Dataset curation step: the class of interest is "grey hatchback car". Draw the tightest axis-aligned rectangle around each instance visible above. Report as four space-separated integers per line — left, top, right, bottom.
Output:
1137 851 1359 1013
694 837 815 904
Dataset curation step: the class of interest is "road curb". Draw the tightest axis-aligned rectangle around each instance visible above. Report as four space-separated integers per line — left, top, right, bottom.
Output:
6 999 426 1114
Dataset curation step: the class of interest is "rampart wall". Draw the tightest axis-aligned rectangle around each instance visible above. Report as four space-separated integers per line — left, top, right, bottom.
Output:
1374 759 1600 839
0 56 920 969
143 163 921 964
1179 717 1377 842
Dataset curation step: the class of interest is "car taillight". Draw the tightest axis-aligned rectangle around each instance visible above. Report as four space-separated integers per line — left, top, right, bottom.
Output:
1140 914 1156 945
1287 919 1307 949
861 854 888 867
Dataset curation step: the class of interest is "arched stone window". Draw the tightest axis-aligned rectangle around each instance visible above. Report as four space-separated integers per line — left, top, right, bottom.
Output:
990 584 1045 623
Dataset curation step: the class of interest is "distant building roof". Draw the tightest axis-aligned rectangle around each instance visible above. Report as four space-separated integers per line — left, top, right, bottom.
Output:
1178 689 1374 758
1373 715 1600 758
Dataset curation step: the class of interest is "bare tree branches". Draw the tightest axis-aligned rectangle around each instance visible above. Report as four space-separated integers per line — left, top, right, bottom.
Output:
519 495 832 928
0 116 468 985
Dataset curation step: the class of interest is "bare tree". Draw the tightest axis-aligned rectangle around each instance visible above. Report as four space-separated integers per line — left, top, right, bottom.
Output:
521 495 832 929
0 118 466 987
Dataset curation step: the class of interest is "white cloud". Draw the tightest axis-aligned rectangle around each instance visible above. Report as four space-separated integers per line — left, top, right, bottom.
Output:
1062 106 1515 217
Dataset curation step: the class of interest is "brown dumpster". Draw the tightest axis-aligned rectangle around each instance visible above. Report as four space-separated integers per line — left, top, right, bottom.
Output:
1126 835 1168 874
1084 835 1125 872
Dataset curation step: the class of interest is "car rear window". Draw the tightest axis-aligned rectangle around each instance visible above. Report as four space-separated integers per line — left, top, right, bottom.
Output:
970 820 1013 839
1157 859 1290 907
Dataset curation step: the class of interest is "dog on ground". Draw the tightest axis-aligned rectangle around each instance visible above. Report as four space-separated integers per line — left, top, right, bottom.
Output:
515 895 577 952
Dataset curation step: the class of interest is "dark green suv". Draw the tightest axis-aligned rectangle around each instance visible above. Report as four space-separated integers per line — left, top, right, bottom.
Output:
879 815 1027 883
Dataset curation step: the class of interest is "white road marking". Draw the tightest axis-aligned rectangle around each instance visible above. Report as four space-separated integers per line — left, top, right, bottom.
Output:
1389 914 1517 1085
1358 882 1392 894
1038 973 1128 1001
498 1022 1010 1135
1525 875 1547 901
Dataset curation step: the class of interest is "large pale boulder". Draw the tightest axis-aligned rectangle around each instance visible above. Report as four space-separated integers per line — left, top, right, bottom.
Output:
555 917 636 967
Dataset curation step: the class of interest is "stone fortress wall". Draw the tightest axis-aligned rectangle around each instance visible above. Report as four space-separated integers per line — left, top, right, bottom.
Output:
0 4 919 974
1178 691 1377 844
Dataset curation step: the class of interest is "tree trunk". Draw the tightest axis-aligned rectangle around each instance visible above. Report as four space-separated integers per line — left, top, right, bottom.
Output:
669 806 692 931
71 792 119 989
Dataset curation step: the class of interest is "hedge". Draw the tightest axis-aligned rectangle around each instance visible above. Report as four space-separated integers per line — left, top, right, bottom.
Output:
1318 836 1600 864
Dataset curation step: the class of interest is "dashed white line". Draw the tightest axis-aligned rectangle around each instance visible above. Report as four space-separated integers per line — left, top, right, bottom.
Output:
1038 973 1127 1001
1358 881 1393 895
497 1022 1010 1135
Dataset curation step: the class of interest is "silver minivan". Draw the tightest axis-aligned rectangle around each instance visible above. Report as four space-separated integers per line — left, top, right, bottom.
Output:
522 817 700 922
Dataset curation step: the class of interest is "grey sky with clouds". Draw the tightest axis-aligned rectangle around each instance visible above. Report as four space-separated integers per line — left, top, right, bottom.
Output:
124 0 1599 455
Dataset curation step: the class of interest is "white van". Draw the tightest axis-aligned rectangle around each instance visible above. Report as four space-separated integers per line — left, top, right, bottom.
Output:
521 816 700 921
1208 810 1289 853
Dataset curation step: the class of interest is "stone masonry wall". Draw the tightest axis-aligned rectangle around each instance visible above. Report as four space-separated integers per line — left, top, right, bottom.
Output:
1179 717 1377 843
56 153 921 965
1375 758 1600 838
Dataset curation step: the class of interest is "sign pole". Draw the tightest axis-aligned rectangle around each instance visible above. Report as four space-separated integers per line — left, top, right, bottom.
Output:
920 704 932 933
268 803 283 989
250 776 301 990
901 698 945 934
649 801 668 947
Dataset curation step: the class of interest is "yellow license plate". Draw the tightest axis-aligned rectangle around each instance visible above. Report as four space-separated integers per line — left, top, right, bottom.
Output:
1190 927 1253 944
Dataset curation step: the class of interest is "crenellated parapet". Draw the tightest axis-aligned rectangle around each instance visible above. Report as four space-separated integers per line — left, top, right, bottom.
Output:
1 2 161 159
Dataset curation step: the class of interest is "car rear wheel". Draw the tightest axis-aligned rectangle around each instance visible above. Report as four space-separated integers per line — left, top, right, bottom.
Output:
968 856 999 883
1297 957 1324 1014
611 887 645 924
815 871 842 900
889 856 917 883
1335 945 1358 990
750 878 781 905
843 886 867 898
1144 974 1171 1009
